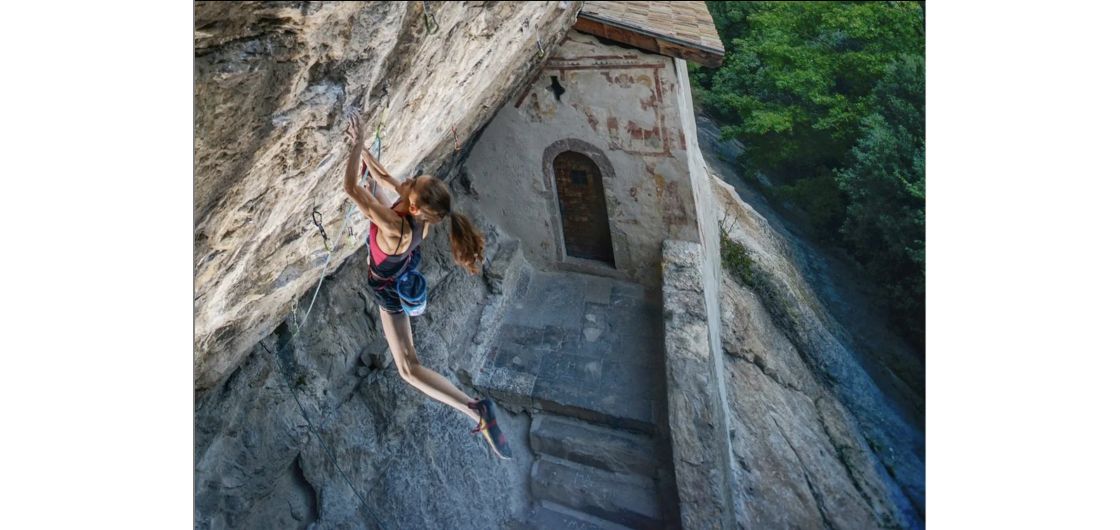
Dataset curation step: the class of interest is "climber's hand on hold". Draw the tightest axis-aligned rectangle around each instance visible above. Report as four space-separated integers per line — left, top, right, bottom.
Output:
345 114 364 146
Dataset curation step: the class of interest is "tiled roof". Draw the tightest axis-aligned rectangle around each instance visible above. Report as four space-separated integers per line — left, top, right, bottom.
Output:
575 1 725 66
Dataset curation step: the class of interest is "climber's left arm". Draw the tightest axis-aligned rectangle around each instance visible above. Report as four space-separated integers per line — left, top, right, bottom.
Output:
360 148 406 196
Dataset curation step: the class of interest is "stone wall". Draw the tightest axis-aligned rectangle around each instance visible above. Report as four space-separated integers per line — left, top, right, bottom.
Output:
672 58 737 529
464 30 701 288
193 1 581 390
661 239 736 530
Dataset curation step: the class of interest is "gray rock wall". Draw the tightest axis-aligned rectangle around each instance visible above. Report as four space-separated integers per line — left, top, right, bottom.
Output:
194 1 581 390
661 169 924 529
721 271 911 529
713 174 924 528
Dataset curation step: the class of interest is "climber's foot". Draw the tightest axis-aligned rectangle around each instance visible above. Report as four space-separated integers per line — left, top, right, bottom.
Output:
468 397 512 460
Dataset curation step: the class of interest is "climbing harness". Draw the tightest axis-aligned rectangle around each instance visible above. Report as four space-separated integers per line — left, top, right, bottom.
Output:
421 1 438 34
258 119 392 530
311 207 331 252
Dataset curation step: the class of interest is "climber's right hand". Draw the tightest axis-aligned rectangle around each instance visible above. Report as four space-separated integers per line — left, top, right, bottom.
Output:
345 114 364 145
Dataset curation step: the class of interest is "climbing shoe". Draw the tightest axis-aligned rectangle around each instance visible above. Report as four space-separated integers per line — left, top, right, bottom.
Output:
468 398 512 460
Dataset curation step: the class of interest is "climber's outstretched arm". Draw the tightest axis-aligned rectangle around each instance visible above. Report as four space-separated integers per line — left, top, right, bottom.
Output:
360 148 406 196
344 116 406 233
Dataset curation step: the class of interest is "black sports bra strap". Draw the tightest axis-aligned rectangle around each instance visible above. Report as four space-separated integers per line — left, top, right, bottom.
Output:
392 216 405 255
402 214 422 253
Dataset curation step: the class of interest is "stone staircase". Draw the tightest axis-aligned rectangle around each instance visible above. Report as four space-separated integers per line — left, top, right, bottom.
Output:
512 413 678 530
471 262 679 528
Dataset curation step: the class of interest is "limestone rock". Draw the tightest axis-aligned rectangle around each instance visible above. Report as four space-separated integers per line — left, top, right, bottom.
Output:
714 173 924 528
194 1 581 390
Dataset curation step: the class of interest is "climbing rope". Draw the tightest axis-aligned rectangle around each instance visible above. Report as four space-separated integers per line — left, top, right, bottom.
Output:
260 120 392 530
301 120 381 331
364 111 386 180
421 1 438 34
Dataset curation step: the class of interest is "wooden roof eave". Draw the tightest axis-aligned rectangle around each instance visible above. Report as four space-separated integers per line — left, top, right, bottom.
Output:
573 13 725 68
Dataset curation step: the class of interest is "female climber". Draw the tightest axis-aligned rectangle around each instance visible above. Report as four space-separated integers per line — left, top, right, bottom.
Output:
342 114 512 460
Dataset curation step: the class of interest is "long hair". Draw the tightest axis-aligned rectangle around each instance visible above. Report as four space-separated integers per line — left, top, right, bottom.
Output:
412 175 485 275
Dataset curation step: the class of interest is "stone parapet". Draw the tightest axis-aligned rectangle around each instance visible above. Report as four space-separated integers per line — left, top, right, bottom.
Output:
661 239 737 529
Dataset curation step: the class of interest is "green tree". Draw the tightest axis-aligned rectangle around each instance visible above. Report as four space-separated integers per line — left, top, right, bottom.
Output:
698 1 923 185
837 55 925 342
697 1 926 346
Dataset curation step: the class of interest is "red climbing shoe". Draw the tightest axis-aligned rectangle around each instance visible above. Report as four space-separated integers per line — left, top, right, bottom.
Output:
468 398 512 460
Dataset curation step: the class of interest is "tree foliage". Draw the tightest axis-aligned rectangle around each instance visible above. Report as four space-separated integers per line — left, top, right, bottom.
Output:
696 2 926 346
837 55 925 342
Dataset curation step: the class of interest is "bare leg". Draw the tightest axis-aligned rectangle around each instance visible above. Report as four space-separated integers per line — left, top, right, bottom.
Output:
379 308 481 425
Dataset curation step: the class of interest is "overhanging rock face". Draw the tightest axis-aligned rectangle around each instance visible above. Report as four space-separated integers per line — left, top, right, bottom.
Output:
193 1 581 390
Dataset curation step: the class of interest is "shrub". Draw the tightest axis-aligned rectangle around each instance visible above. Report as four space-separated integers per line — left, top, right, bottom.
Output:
720 226 756 288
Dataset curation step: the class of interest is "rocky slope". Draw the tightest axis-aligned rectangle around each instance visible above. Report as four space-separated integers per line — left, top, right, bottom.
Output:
712 172 925 528
698 114 924 423
193 1 580 390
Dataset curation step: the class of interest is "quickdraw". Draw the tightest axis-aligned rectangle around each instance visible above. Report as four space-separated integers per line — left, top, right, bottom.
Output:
311 207 331 252
537 37 546 59
452 125 461 152
422 1 438 34
289 297 301 335
362 108 388 182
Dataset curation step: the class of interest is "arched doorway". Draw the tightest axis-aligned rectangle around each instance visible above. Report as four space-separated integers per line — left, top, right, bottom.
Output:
553 151 615 265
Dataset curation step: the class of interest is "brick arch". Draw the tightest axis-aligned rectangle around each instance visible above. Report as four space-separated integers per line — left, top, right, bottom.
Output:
541 139 619 269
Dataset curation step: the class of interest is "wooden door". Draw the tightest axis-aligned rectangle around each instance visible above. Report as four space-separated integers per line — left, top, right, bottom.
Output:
553 151 614 265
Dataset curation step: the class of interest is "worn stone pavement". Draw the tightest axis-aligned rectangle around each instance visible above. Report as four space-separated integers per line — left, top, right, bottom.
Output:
475 270 666 434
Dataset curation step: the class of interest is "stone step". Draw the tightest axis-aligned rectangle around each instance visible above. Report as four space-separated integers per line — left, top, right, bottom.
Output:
530 413 660 478
531 392 659 435
531 455 662 529
515 500 635 530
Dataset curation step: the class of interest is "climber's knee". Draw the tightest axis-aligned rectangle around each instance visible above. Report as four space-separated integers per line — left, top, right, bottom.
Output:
396 351 421 382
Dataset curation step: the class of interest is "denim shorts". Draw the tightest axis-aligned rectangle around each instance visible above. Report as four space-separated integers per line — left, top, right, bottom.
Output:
367 248 421 315
368 276 404 314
